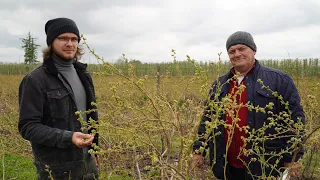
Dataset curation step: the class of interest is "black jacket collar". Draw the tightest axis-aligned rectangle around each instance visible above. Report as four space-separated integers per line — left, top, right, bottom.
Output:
225 59 261 79
43 56 87 75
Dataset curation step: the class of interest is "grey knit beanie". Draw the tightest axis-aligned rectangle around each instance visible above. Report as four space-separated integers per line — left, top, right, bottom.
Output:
226 31 257 52
45 17 80 46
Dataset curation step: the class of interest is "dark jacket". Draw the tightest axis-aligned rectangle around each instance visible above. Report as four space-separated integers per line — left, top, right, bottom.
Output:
18 57 98 172
193 60 305 179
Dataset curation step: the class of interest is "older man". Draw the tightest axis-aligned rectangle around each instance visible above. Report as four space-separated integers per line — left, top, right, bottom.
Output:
193 31 305 180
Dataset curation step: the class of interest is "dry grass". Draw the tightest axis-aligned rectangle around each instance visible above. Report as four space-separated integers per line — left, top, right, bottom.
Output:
1 74 320 179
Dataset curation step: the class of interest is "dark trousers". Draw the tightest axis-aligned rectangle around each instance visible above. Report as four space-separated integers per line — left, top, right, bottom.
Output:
227 165 246 180
37 154 98 180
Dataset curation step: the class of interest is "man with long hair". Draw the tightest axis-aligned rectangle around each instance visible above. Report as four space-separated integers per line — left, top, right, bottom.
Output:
18 17 99 179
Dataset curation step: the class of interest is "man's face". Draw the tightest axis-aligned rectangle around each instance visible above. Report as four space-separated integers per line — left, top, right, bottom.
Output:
227 44 256 74
52 32 79 60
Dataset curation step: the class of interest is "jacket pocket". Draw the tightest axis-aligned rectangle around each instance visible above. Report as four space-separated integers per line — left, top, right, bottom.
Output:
256 89 277 99
264 139 283 152
47 88 70 120
255 89 278 130
256 89 277 115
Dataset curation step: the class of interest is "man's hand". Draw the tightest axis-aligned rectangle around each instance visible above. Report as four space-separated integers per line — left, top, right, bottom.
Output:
284 161 302 177
192 154 204 167
72 132 94 148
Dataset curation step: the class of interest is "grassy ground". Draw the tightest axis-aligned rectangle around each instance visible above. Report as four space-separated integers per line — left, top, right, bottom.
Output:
0 153 37 179
1 74 320 179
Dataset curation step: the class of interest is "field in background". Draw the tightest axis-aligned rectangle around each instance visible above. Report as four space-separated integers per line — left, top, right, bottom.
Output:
0 58 320 77
1 59 320 179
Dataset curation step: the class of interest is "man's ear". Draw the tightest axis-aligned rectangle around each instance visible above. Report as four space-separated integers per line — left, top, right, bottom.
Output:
253 51 256 55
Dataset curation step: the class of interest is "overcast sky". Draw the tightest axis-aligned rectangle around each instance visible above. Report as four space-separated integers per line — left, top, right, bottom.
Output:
0 0 319 64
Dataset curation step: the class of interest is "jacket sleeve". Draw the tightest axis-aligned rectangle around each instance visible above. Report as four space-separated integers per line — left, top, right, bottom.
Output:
18 74 74 148
281 75 305 162
193 102 214 154
84 71 99 152
193 81 218 154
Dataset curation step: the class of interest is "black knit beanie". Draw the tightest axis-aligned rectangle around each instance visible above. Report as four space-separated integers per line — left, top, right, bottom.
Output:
45 17 80 46
226 31 257 52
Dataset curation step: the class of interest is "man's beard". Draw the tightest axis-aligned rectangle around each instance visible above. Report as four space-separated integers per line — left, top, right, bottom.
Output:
52 45 76 61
